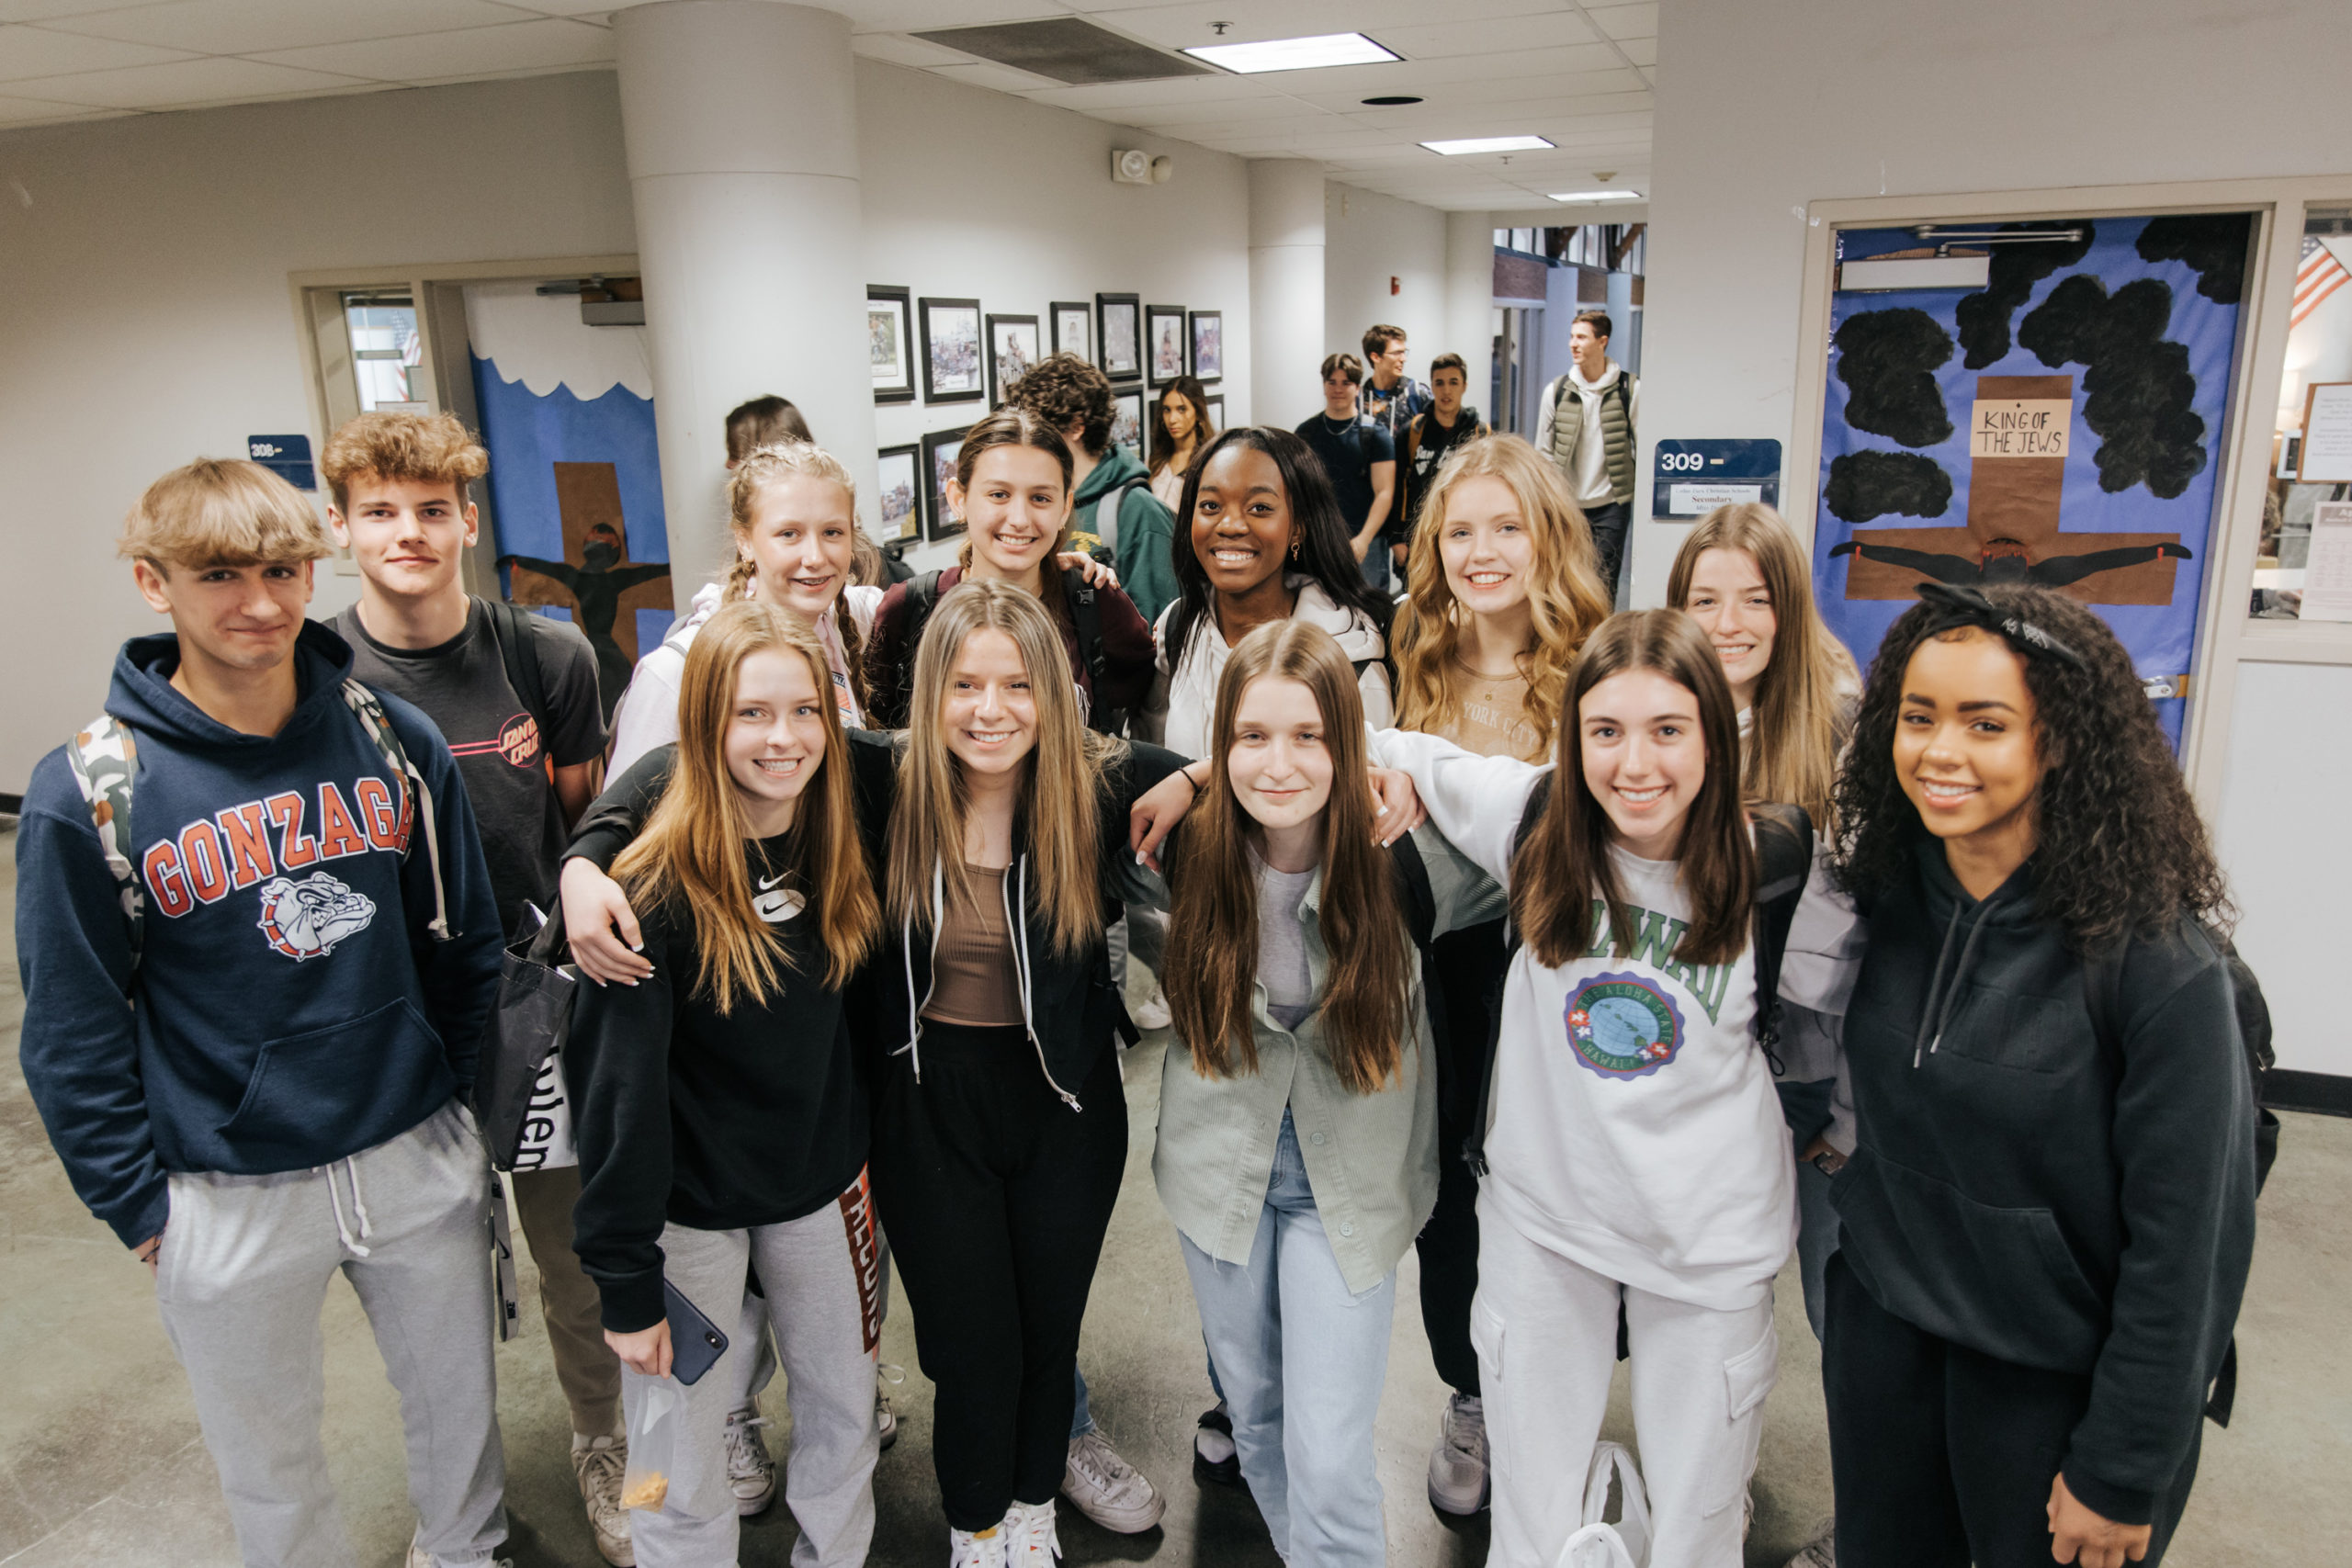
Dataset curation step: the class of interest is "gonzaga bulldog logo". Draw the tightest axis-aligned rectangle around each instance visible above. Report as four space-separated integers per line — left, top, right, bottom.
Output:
255 872 377 960
1564 970 1687 1080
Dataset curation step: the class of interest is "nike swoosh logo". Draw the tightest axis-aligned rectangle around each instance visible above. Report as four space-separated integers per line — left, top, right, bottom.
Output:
759 873 787 891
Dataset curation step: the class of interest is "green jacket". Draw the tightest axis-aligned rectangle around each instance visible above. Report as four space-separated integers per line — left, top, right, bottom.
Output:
1070 443 1180 629
1142 826 1503 1293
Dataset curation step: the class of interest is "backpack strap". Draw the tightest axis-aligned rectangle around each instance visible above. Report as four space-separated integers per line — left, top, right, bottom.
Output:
883 571 946 728
1747 803 1814 1073
340 678 452 943
65 713 145 976
483 597 551 732
1090 478 1140 557
1066 576 1115 733
1465 775 1555 1179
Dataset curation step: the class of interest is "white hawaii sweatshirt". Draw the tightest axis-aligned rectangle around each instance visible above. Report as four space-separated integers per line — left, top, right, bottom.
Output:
1367 727 1861 1311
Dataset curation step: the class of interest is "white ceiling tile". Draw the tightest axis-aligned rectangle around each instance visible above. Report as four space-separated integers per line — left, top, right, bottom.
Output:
1285 64 1647 113
1618 34 1655 66
1114 93 1328 128
493 0 615 14
1090 0 1582 51
1017 72 1283 110
248 17 612 82
22 51 364 106
1374 11 1603 60
840 1 1079 33
0 19 192 78
47 0 533 55
0 84 119 117
1583 3 1657 41
848 30 971 67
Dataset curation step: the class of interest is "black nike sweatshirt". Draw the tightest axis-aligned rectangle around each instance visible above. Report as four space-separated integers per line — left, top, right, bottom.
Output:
566 830 866 1333
1832 843 2256 1526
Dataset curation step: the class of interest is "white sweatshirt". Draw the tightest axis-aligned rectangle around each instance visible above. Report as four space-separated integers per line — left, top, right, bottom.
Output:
1367 727 1861 1311
1152 574 1394 760
607 581 884 774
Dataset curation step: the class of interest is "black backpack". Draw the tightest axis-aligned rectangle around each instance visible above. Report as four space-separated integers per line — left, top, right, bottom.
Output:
897 570 1121 735
482 597 552 741
1462 779 1814 1179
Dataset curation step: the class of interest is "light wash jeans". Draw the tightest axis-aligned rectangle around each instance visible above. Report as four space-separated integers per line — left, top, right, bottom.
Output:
1181 1111 1395 1568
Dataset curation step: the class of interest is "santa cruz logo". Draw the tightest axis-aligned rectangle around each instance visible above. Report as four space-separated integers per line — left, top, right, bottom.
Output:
1564 970 1687 1080
255 871 378 960
497 713 542 768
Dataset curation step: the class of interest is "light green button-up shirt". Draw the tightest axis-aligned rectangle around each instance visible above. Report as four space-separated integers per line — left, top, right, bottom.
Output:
1146 824 1502 1294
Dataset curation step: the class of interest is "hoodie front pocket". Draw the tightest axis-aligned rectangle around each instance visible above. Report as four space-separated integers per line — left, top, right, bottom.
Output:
219 998 447 1166
1936 989 2078 1074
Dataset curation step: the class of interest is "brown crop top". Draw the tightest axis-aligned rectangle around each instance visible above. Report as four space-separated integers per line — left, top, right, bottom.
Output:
922 864 1024 1027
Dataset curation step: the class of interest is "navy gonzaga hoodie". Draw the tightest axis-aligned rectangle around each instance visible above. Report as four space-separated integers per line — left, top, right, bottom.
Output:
1833 843 2256 1526
15 624 503 1247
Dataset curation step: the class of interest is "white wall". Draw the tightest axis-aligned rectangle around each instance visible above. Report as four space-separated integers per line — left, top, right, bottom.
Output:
858 62 1251 577
1322 180 1449 388
1641 0 2352 1074
0 63 1256 789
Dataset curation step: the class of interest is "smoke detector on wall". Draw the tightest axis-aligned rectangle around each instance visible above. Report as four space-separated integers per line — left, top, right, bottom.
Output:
1113 149 1174 185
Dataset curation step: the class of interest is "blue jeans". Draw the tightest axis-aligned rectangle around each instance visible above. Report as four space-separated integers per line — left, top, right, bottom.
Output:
1775 1077 1840 1341
1181 1112 1395 1568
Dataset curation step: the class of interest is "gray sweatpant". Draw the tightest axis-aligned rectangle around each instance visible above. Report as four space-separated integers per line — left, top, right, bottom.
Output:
155 1099 506 1568
625 1171 885 1568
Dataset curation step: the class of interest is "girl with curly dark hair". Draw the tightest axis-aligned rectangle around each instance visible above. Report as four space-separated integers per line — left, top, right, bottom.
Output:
1824 582 2256 1568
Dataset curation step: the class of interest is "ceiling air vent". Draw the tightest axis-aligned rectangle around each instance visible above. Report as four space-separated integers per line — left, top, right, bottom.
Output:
910 17 1214 85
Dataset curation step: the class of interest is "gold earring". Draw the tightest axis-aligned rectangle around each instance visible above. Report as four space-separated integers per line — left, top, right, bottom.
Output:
1289 536 1302 559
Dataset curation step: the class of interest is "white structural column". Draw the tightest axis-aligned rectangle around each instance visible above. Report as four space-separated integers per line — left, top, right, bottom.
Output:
615 1 877 608
1248 160 1327 431
1444 209 1497 428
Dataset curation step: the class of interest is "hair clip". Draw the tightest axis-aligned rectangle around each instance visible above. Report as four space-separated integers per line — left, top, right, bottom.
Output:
1912 581 2088 671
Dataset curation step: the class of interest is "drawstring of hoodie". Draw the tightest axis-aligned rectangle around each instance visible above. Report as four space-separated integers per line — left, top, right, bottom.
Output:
323 1156 373 1257
1912 886 2007 1068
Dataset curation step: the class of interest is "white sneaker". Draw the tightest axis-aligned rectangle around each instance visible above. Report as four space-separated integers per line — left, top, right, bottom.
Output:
722 1406 776 1516
572 1434 636 1565
876 1370 900 1451
1426 1393 1489 1516
1783 1517 1838 1567
1129 981 1170 1032
1061 1429 1165 1532
949 1522 1012 1568
1005 1498 1064 1563
407 1541 514 1568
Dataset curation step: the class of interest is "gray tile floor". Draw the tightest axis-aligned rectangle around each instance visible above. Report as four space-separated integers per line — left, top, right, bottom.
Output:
3 827 2346 1565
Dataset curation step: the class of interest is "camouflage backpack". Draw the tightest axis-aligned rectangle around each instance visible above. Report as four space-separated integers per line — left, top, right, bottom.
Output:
63 679 451 975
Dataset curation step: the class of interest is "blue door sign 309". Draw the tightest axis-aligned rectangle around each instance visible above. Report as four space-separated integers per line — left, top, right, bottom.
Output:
248 434 316 491
1651 438 1781 521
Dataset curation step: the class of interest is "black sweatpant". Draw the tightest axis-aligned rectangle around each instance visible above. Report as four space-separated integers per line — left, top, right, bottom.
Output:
1583 500 1632 607
870 1021 1129 1531
1414 918 1510 1397
1824 1252 2202 1568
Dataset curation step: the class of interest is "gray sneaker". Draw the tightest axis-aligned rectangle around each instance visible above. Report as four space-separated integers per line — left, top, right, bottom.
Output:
1783 1517 1838 1567
877 1363 902 1450
1426 1393 1489 1516
573 1434 635 1565
723 1406 777 1516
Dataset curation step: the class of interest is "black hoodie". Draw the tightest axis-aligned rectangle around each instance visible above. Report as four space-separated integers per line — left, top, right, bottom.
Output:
1832 843 2256 1526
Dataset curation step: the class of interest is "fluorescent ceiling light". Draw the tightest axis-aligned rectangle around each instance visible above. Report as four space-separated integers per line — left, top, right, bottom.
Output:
1182 32 1399 73
1421 135 1555 156
1550 189 1643 204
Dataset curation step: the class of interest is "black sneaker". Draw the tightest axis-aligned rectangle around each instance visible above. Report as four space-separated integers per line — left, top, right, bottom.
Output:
1193 1402 1241 1487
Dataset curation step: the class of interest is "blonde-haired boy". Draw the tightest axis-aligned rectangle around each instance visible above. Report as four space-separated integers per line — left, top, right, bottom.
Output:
322 411 629 1564
17 457 511 1568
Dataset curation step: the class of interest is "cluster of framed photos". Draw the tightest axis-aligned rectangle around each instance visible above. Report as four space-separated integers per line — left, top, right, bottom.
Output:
869 282 1223 543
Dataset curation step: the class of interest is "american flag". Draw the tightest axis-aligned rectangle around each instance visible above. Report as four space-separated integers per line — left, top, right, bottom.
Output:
2294 234 2351 329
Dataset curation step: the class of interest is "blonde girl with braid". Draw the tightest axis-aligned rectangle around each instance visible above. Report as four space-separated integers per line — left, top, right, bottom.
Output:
608 442 883 774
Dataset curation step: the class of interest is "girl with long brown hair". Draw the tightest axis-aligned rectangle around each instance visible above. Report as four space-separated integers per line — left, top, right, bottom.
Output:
1143 620 1498 1568
1147 375 1215 513
562 581 1187 1567
1386 433 1614 1510
1364 609 1860 1568
865 408 1154 734
566 600 885 1568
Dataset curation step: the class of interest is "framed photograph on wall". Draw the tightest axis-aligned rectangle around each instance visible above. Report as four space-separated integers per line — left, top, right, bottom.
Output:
922 424 972 540
1204 392 1226 434
868 286 915 404
1188 310 1223 384
1096 293 1140 379
919 297 984 403
1051 300 1091 362
1146 304 1187 386
987 313 1041 407
876 443 922 542
1108 384 1146 456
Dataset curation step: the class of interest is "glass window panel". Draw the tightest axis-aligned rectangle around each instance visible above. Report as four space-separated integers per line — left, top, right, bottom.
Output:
2254 206 2352 620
